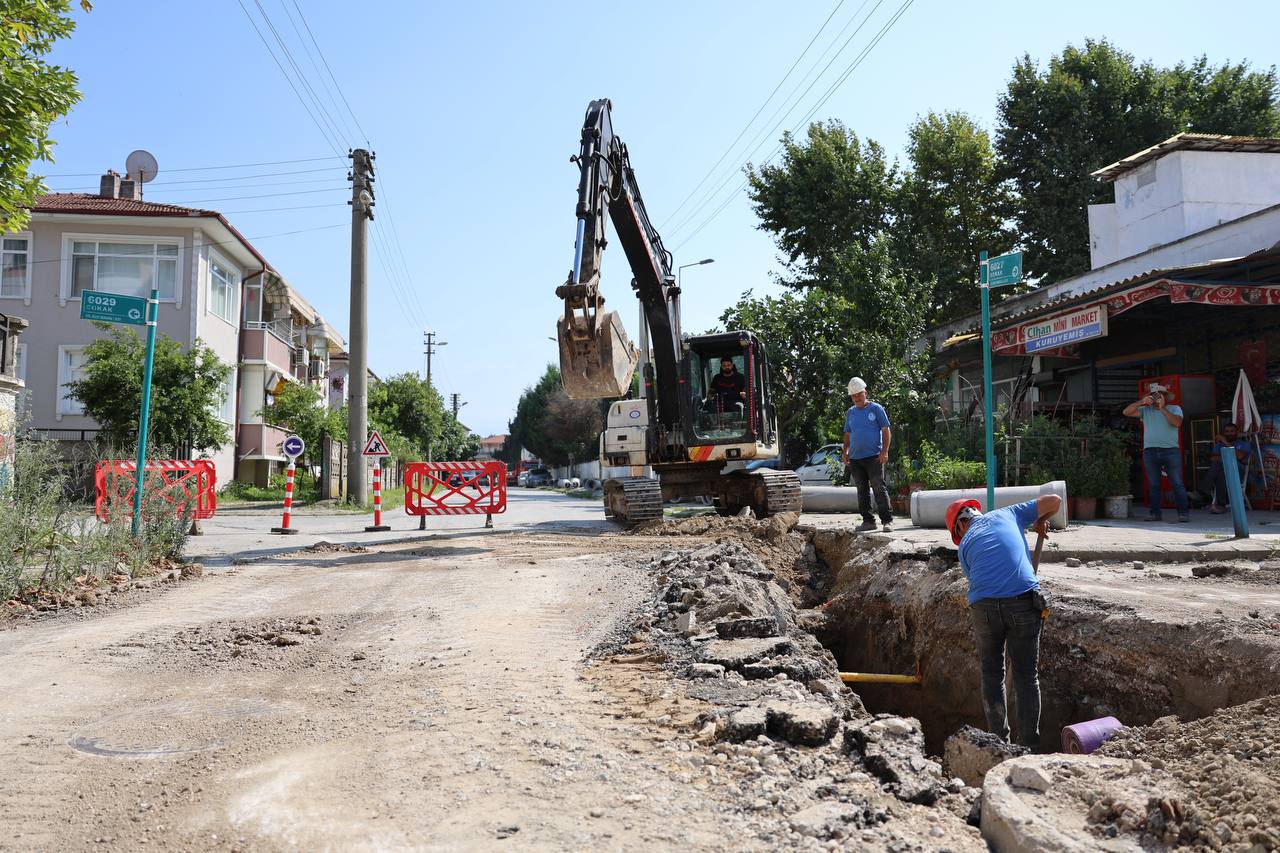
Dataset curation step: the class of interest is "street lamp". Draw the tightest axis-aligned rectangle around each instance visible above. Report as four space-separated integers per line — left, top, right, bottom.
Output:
677 258 715 289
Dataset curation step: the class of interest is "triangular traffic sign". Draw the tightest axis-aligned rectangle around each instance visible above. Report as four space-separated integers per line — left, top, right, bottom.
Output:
362 430 390 456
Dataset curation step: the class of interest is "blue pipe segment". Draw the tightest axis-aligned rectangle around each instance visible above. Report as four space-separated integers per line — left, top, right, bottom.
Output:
1221 449 1249 539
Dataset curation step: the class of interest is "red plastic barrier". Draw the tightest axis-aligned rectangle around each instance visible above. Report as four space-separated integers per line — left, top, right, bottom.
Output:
405 461 507 517
95 459 217 523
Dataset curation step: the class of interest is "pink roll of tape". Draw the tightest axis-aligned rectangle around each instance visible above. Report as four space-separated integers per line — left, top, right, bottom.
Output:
1061 716 1123 754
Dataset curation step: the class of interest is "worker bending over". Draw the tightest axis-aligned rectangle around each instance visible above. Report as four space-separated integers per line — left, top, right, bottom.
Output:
946 493 1062 748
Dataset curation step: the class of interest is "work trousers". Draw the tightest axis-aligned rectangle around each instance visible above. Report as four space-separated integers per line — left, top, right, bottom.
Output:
848 455 892 524
1142 446 1189 518
968 592 1043 748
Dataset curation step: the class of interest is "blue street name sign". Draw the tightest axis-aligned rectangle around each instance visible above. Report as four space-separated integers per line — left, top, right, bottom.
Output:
985 251 1023 288
283 435 305 458
80 290 148 325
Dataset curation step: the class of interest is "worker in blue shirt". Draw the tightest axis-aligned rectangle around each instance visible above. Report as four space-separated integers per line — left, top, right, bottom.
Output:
841 376 893 533
946 493 1062 748
1122 383 1189 522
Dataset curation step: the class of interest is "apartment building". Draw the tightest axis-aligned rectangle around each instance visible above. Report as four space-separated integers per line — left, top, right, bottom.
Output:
14 172 343 487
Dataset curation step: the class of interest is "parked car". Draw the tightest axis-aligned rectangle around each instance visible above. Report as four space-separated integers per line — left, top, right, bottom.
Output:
743 458 781 472
517 470 531 487
525 468 552 487
795 444 844 485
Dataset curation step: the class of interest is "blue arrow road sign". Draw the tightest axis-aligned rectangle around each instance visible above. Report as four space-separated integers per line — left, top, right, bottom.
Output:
283 435 305 458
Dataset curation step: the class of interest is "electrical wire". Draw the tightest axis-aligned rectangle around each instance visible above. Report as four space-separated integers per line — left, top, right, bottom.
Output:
46 175 343 195
251 0 350 151
37 156 336 178
288 0 369 144
659 0 850 230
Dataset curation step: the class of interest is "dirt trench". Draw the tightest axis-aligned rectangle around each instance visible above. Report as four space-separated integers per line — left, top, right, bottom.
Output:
804 530 1280 755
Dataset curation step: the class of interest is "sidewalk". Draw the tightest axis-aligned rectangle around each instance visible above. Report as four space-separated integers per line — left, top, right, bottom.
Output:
801 509 1280 563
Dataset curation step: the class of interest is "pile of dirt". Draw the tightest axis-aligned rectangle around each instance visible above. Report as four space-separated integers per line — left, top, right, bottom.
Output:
1094 695 1280 849
3 563 204 623
607 538 986 848
140 616 331 670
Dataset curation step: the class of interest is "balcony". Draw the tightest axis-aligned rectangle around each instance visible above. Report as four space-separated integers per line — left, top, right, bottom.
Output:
243 321 292 371
237 423 290 461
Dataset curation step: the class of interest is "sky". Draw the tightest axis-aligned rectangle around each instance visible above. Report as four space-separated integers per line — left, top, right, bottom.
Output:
39 0 1280 436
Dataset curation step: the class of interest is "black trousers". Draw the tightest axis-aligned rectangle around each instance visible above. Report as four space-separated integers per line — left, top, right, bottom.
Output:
847 455 892 524
969 593 1043 747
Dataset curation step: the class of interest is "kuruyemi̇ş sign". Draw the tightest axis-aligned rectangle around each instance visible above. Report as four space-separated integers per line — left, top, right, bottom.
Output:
1015 305 1109 354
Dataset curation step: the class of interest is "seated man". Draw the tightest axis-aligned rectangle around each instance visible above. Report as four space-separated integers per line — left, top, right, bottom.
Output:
704 357 746 417
1206 422 1252 513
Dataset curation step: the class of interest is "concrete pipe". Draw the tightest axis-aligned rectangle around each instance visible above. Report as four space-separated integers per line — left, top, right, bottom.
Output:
910 481 1068 530
801 485 864 513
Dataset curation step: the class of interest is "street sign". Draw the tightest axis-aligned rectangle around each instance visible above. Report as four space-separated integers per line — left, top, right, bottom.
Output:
282 435 305 459
80 290 148 326
362 430 390 457
984 251 1023 288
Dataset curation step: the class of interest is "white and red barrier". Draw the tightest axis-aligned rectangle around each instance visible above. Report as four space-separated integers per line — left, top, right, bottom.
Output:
366 459 391 532
405 461 507 528
95 459 216 524
271 458 298 535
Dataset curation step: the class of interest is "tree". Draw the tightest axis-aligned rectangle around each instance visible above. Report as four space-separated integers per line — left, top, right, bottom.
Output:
899 111 1015 323
1 0 88 231
996 40 1280 282
257 381 343 469
543 388 602 467
437 413 480 461
507 364 561 464
367 372 445 458
70 325 231 454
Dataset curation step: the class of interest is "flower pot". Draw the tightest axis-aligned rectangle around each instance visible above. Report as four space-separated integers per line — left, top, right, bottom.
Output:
1074 496 1098 520
1103 495 1132 519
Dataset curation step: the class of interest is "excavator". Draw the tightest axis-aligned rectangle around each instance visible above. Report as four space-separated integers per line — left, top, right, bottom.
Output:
554 98 802 524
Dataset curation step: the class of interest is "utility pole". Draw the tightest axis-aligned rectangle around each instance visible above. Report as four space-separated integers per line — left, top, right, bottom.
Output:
449 393 462 419
423 330 447 387
347 148 375 505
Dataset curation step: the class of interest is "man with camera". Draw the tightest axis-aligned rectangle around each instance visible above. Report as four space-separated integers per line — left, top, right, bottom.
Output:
1122 383 1189 523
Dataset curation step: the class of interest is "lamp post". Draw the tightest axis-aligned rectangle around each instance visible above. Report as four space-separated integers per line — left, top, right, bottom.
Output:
677 258 715 290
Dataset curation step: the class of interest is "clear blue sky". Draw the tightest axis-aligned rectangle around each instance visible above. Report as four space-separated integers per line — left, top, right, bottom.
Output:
40 0 1280 436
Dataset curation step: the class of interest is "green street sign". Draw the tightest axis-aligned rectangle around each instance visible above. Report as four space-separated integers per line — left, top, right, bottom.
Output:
80 290 148 326
984 251 1023 287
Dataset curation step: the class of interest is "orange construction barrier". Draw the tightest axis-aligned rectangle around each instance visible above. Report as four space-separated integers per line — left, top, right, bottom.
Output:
405 461 507 528
95 459 217 524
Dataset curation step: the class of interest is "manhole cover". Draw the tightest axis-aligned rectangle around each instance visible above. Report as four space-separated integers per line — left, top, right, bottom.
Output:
69 698 282 758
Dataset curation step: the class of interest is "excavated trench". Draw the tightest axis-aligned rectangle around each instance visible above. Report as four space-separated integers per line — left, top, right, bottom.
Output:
801 528 1280 756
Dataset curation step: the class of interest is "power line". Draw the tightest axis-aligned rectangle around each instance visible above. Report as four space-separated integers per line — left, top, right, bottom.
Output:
288 0 369 143
37 156 336 178
278 0 360 145
659 0 849 230
250 0 350 150
667 0 882 241
47 175 343 194
673 0 915 252
152 186 347 204
219 202 348 214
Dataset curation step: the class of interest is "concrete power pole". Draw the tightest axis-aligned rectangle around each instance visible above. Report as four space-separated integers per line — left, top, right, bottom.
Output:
347 148 375 505
423 330 446 387
449 393 462 419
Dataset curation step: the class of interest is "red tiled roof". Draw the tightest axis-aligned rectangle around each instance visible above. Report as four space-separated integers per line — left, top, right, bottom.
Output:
31 193 272 271
32 192 220 217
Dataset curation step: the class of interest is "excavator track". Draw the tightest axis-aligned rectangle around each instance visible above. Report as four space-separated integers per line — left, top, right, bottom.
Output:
602 477 663 526
755 469 803 516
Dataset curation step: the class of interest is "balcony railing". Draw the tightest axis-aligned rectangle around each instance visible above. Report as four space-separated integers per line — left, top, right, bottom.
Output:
244 317 294 345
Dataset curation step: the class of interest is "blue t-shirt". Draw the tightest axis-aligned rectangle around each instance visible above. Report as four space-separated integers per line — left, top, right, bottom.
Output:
1140 404 1183 449
1215 439 1251 461
958 500 1041 605
844 402 890 459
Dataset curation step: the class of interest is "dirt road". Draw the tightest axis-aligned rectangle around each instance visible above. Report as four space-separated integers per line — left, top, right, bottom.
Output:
0 525 788 852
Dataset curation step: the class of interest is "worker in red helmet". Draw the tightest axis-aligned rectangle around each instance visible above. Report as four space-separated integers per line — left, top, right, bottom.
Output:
947 492 1063 748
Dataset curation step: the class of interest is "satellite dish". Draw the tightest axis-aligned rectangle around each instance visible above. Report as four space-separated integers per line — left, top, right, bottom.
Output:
125 149 159 184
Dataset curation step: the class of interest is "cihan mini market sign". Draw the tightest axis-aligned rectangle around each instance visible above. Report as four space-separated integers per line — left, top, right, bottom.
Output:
994 304 1109 355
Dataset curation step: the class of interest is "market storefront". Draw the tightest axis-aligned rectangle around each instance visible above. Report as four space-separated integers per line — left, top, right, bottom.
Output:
937 249 1280 509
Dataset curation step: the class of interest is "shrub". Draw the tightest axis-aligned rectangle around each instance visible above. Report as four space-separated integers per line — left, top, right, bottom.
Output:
917 441 987 491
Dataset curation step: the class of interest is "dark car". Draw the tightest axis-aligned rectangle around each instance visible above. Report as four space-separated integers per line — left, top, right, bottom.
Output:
744 458 781 472
525 468 552 487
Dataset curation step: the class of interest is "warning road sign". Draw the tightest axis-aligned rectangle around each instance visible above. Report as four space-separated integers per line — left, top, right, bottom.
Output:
362 430 390 457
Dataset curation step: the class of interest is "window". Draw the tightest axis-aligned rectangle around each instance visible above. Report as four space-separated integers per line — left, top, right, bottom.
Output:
2 235 30 299
215 369 236 424
57 346 87 416
68 238 179 300
208 254 238 323
243 279 263 325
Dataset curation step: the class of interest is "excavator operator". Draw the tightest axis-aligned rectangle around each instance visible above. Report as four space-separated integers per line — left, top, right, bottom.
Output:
705 357 746 415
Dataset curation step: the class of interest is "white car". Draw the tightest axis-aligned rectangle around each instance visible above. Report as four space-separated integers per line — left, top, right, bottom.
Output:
795 444 844 485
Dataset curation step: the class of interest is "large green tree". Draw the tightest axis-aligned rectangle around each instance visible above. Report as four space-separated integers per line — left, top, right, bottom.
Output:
899 111 1015 322
1 0 88 231
257 381 344 469
367 372 445 458
507 364 603 467
997 40 1280 282
70 326 231 454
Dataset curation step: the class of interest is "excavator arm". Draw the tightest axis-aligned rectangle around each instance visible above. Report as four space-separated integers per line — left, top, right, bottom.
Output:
555 99 682 432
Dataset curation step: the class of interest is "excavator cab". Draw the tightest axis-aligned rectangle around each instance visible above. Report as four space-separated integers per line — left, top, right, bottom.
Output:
683 332 776 453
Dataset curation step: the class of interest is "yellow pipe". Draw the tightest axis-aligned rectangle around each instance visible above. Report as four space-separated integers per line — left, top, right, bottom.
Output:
840 672 922 685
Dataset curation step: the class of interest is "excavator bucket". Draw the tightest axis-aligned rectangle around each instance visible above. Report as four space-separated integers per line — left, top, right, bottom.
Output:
557 310 639 399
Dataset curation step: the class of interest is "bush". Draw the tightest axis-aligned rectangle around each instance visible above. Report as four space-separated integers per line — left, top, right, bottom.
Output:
221 469 318 503
916 441 987 490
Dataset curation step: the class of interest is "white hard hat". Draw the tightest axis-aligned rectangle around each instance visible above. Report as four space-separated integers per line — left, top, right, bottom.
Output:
847 376 867 395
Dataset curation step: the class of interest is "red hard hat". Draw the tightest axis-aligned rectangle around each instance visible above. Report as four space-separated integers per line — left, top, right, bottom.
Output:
945 498 983 545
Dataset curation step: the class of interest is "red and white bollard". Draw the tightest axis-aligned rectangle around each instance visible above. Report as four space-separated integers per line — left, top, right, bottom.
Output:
365 461 391 532
271 459 299 535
